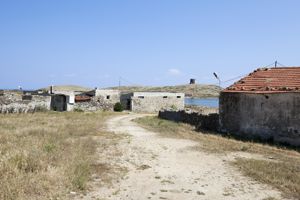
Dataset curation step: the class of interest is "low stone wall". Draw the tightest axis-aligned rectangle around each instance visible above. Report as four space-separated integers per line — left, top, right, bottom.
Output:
158 110 219 131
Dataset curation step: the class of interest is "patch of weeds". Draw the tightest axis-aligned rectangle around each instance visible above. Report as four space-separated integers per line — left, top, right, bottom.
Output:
10 152 41 173
71 162 91 190
73 108 84 112
233 158 300 199
43 143 56 153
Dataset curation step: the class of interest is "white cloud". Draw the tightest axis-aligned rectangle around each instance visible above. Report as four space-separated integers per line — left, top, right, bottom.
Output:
168 68 181 76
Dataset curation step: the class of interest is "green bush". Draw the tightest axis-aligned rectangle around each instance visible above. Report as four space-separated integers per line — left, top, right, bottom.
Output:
73 108 84 112
113 102 123 112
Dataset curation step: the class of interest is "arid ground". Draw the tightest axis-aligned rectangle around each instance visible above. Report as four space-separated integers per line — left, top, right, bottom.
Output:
1 112 299 200
77 114 299 200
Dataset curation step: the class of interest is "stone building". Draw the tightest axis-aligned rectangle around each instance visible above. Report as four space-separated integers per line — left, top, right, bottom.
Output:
0 90 51 113
219 67 300 147
50 93 74 111
48 87 75 111
121 92 185 113
74 89 120 111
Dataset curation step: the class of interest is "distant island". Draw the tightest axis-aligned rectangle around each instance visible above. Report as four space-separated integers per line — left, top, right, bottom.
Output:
41 84 221 98
109 84 221 98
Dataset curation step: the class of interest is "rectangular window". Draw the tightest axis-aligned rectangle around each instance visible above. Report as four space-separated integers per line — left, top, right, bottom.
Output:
163 96 168 99
138 96 144 99
22 95 32 101
177 96 181 98
106 95 110 100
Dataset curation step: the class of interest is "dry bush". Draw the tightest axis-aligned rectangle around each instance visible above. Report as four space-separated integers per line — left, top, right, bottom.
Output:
0 112 121 200
135 116 300 198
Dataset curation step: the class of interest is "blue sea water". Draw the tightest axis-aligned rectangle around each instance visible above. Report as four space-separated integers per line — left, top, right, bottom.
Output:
185 97 219 108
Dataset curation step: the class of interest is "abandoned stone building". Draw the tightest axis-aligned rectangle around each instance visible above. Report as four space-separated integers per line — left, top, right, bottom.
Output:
0 90 51 113
219 67 300 147
121 92 185 113
0 87 185 114
74 89 120 111
0 88 121 113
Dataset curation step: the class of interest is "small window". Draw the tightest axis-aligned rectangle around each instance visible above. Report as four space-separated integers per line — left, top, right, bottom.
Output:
177 96 181 98
163 96 168 99
106 95 110 100
22 95 32 101
138 96 144 99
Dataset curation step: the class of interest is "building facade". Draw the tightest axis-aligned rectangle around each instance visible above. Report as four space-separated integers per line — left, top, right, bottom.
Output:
219 67 300 147
121 92 185 113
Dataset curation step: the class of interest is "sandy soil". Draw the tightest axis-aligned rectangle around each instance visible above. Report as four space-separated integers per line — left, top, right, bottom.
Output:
80 113 285 200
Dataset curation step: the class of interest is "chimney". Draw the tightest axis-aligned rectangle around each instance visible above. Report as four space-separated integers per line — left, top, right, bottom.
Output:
49 85 53 94
190 79 196 84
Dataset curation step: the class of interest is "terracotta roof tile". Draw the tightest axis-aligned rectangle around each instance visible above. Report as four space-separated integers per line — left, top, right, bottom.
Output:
223 67 300 93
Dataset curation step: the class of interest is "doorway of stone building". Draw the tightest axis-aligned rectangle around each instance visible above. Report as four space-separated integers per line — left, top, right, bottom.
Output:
50 95 67 111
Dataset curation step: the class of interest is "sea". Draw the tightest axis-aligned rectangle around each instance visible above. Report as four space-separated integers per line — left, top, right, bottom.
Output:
185 97 219 108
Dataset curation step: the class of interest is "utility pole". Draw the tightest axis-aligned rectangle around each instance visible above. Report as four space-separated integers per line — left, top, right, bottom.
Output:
118 77 121 89
213 72 221 87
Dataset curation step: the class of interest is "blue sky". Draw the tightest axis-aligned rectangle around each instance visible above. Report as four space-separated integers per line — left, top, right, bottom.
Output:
1 0 300 89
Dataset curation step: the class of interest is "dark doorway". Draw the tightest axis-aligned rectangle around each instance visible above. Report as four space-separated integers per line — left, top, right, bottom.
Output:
126 99 131 110
51 95 67 111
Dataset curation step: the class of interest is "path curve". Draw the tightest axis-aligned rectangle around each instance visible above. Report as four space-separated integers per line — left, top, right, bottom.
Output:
87 114 284 200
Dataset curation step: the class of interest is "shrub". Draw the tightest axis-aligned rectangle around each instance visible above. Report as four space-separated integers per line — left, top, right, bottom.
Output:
114 102 123 112
73 108 84 112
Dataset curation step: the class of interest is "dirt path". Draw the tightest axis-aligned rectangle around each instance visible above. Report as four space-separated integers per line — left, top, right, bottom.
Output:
83 114 284 200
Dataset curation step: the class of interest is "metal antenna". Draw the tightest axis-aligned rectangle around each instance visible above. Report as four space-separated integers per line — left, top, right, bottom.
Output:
275 60 277 68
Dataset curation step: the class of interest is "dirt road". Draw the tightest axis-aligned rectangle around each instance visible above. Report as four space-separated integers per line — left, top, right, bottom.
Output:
84 114 284 200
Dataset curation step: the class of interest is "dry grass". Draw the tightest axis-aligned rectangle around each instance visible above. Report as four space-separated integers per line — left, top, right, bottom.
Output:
135 116 300 199
0 111 124 200
233 158 300 199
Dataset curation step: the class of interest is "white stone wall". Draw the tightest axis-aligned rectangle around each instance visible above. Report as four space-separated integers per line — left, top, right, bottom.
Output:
95 89 120 105
131 92 185 113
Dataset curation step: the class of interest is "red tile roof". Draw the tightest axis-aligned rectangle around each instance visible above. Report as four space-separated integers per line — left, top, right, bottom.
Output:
223 67 300 93
75 95 91 102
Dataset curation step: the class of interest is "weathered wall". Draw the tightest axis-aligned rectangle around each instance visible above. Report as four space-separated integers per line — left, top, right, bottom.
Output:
0 91 51 113
219 92 300 146
74 96 118 111
131 92 185 113
95 89 120 104
158 110 219 131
